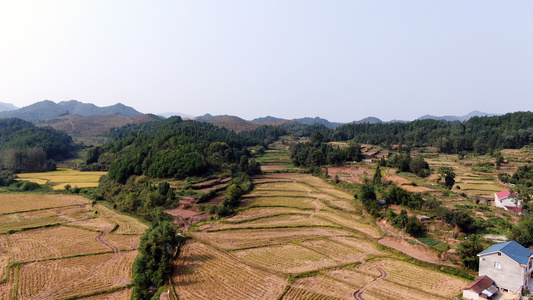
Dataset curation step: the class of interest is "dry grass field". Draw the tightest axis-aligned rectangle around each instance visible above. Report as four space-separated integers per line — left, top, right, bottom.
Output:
16 168 107 190
174 172 470 299
0 193 145 299
173 240 286 300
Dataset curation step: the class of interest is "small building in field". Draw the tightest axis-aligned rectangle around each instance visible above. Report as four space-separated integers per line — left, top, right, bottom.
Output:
462 275 499 300
494 190 522 210
477 241 533 295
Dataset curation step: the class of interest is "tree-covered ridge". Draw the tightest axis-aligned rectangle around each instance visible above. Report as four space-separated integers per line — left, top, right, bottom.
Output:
331 111 533 154
0 118 75 172
85 116 284 183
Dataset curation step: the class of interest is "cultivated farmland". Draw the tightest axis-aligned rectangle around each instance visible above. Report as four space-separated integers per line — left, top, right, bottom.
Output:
0 194 146 299
172 171 470 299
15 168 107 190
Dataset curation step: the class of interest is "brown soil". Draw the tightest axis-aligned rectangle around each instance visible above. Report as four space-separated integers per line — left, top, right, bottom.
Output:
165 209 209 232
166 209 202 219
261 165 286 171
327 165 373 184
378 236 453 266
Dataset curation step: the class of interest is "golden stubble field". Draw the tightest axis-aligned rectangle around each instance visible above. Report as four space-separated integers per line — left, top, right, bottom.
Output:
172 173 470 300
0 194 146 299
15 168 107 190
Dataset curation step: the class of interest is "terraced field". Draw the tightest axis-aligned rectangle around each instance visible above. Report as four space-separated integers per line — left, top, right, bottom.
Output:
173 172 469 299
0 194 146 299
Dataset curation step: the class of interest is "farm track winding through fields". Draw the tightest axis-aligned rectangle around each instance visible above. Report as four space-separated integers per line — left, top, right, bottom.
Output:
95 231 120 256
353 262 388 300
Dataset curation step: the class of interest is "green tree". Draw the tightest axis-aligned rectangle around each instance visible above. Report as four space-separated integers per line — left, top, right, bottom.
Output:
439 166 456 190
457 235 484 270
373 165 382 185
516 215 533 247
132 218 181 299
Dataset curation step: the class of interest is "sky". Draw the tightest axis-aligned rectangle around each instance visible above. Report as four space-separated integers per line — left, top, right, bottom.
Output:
0 1 532 123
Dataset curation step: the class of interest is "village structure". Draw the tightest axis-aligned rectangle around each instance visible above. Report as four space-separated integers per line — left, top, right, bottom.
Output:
463 241 533 299
494 190 523 214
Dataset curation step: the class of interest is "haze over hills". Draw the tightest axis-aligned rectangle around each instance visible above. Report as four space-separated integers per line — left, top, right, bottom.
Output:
35 113 163 145
199 114 261 132
0 100 503 127
0 102 18 112
157 112 195 119
0 100 142 121
417 110 500 122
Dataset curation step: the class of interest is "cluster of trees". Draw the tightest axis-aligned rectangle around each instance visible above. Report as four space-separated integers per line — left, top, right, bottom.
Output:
387 209 426 236
85 117 272 184
97 176 177 218
290 131 364 168
357 182 426 236
92 117 271 219
378 152 431 177
132 212 181 299
384 185 424 210
499 164 533 187
0 118 74 172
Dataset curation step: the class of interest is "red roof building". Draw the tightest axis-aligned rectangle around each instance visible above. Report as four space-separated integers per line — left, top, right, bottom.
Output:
463 275 498 299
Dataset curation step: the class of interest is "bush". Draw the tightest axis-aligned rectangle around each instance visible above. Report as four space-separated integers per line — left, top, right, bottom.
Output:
9 180 41 191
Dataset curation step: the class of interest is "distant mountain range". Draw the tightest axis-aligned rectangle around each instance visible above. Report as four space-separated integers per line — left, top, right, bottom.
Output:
417 110 500 122
0 100 501 129
193 111 499 129
0 102 18 112
35 114 162 145
0 100 142 120
157 112 195 119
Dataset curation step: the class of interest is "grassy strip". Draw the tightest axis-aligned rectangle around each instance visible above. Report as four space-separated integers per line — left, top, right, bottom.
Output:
12 264 19 300
243 204 315 211
220 212 311 224
59 285 131 300
203 224 343 233
0 204 80 216
5 222 62 235
96 200 150 226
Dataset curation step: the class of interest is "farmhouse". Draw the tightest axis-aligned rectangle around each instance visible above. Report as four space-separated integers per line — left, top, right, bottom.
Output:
477 241 533 295
494 190 522 213
462 275 498 300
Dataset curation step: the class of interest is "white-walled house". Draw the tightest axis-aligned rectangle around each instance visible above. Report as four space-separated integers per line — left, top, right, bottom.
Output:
477 241 533 294
494 190 522 213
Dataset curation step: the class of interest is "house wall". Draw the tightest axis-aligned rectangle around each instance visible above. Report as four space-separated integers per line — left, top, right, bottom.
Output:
479 252 525 293
495 196 520 208
462 290 480 300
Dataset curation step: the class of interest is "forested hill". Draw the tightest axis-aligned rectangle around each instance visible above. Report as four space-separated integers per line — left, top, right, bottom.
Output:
331 111 533 154
0 118 76 172
85 116 286 183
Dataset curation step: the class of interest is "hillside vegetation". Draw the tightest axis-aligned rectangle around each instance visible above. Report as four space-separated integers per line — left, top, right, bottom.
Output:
0 118 76 172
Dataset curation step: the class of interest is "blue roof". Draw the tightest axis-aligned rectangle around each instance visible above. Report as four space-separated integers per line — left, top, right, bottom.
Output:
478 241 533 265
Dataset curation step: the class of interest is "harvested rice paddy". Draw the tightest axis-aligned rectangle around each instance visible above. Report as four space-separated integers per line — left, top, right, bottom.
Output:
0 193 145 299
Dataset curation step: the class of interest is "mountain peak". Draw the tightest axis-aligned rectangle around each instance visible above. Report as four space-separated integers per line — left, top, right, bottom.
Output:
0 100 142 121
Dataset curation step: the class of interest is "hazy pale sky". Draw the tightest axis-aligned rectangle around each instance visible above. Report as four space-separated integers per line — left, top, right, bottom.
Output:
1 1 531 122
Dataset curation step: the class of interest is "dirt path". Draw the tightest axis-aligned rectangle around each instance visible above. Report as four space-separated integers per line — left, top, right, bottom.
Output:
353 262 388 300
95 231 119 256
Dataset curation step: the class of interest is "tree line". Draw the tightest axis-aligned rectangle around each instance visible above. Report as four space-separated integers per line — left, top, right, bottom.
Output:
0 118 75 172
312 112 533 155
